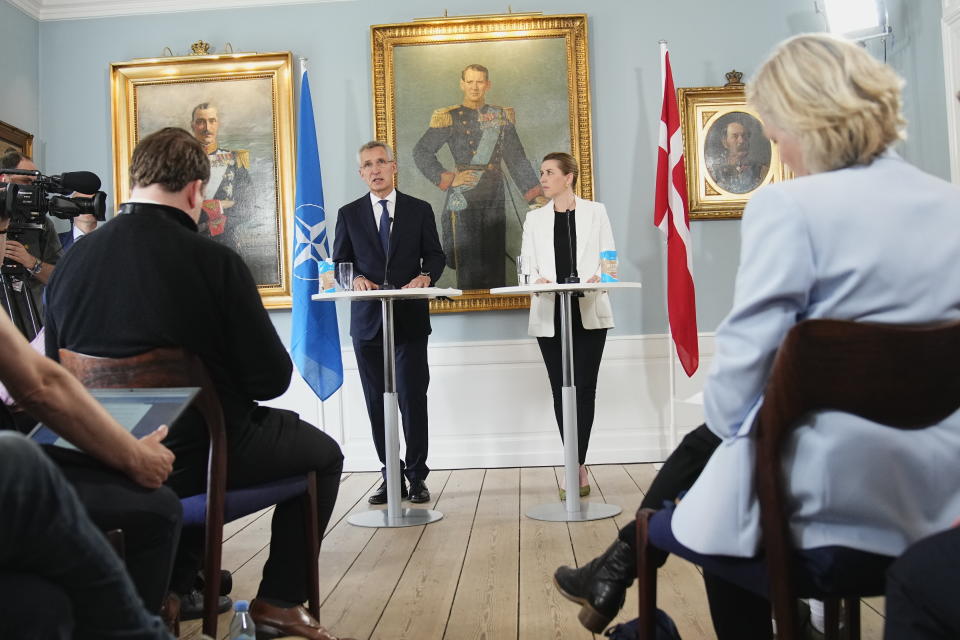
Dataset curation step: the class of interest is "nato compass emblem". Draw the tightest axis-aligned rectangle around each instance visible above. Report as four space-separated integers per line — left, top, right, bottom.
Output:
293 204 330 281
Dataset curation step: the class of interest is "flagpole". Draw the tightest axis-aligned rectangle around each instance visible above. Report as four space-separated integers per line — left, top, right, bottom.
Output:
659 39 679 454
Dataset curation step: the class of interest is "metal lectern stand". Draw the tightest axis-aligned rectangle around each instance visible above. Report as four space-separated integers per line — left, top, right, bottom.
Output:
491 281 642 522
312 286 460 527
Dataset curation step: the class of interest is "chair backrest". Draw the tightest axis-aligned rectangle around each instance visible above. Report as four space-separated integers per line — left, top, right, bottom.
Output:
58 347 228 544
58 347 267 638
58 346 226 463
754 318 960 638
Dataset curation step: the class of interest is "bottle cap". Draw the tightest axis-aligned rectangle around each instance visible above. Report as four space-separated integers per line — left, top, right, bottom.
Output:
234 600 249 612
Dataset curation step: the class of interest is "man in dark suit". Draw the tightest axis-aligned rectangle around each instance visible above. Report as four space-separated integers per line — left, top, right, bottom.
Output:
58 213 99 252
333 141 445 505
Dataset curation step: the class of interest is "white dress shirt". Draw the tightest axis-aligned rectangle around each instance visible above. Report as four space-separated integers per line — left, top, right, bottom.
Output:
369 190 396 234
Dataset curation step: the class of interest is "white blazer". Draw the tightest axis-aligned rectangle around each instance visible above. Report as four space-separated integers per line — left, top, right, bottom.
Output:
521 197 615 337
672 152 960 558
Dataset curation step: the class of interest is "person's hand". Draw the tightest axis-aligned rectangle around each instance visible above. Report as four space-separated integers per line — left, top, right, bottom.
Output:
353 276 380 291
3 240 34 268
587 275 600 283
535 277 551 284
126 425 175 489
402 275 431 289
452 170 481 188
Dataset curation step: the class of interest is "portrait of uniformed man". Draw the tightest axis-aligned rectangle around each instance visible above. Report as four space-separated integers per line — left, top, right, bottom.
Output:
705 112 771 194
413 64 547 290
190 102 254 255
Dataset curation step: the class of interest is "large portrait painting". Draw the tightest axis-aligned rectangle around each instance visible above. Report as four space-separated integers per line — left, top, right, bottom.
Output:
110 52 294 308
679 74 793 220
0 120 33 157
372 13 594 312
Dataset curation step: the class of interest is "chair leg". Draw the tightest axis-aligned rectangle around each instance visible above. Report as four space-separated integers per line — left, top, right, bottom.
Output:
843 597 861 640
636 508 658 640
304 471 321 621
823 598 840 640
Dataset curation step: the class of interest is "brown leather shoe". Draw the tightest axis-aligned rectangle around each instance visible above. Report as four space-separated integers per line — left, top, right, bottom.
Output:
160 592 180 636
249 599 355 640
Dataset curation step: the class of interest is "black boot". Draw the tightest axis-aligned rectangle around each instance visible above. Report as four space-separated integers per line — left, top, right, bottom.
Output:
553 539 636 633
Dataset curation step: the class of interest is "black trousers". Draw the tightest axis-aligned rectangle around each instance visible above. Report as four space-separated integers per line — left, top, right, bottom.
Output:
354 333 430 481
614 424 775 640
45 446 183 615
885 526 960 640
537 302 607 465
0 433 170 639
164 406 344 605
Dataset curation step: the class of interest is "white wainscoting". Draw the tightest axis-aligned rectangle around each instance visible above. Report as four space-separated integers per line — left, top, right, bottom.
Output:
262 334 713 472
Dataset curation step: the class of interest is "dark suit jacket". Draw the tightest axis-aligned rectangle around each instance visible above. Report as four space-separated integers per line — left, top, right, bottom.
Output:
58 230 74 252
332 190 445 341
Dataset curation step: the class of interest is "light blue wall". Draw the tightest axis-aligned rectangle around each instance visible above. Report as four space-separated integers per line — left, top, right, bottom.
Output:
0 1 40 141
26 0 950 347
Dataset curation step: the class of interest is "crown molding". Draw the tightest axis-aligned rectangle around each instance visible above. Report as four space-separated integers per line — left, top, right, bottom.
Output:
5 0 352 21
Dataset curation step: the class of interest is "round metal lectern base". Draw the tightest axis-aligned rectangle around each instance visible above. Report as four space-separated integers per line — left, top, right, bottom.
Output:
347 508 444 528
526 502 622 522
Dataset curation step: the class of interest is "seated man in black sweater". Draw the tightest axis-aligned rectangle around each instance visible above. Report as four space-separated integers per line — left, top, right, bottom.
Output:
44 127 351 640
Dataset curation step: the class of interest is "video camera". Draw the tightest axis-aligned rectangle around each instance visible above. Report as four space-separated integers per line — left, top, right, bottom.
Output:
0 168 106 226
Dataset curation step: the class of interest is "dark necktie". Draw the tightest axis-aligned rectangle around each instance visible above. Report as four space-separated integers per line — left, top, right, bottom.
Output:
378 199 390 254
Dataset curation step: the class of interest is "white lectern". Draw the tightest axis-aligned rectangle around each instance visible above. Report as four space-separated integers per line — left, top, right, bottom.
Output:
313 286 461 527
490 281 642 522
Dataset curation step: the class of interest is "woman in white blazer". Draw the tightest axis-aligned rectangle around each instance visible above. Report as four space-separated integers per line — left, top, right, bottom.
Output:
554 34 960 637
520 152 615 498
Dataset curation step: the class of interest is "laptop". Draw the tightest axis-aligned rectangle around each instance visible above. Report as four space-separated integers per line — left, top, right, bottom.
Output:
30 387 200 450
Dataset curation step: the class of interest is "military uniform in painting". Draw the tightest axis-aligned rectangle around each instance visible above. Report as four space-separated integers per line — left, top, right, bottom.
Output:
199 147 254 255
413 104 542 290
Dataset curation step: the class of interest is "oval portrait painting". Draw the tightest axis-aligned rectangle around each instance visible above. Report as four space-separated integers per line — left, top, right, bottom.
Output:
704 111 771 194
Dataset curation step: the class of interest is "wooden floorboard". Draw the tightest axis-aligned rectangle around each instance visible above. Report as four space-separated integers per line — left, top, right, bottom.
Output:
444 468 520 640
175 464 886 640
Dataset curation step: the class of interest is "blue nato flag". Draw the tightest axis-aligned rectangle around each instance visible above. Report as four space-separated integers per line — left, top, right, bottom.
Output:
291 67 343 400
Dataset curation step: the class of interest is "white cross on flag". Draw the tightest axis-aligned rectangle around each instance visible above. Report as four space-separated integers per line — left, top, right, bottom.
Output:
654 45 699 377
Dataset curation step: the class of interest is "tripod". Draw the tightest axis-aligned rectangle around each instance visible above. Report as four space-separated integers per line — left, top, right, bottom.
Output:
0 268 42 341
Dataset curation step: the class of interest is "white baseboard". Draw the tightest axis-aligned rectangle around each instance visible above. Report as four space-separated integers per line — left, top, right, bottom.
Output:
268 334 713 471
263 333 713 472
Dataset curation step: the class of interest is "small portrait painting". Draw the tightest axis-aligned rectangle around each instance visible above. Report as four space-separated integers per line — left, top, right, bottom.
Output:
704 112 771 194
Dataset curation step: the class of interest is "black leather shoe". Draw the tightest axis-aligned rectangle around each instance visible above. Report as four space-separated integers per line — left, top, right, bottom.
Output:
368 479 407 505
195 569 232 597
553 539 636 633
408 479 430 504
178 588 232 621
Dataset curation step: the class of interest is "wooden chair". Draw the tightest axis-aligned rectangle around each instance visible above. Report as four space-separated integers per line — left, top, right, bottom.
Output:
60 347 321 638
636 318 960 640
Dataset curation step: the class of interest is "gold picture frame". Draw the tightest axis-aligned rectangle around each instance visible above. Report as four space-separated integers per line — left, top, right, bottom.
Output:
371 13 594 313
0 120 33 157
110 51 295 308
679 75 792 220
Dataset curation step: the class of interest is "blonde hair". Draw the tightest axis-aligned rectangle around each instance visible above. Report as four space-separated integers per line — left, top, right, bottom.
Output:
747 33 905 174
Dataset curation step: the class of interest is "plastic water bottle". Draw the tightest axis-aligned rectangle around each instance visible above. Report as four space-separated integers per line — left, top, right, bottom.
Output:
228 600 256 640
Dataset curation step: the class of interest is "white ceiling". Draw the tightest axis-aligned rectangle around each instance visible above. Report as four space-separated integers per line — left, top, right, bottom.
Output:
7 0 350 21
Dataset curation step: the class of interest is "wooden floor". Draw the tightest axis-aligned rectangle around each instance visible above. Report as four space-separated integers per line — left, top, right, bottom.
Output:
180 464 886 640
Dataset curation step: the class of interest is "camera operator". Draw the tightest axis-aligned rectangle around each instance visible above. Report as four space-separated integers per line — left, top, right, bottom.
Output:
0 151 63 331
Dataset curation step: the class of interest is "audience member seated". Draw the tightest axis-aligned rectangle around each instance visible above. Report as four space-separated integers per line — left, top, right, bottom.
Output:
44 127 352 640
0 203 182 619
553 33 960 638
0 307 175 638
